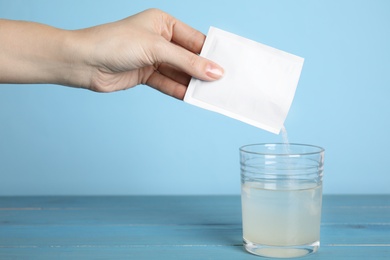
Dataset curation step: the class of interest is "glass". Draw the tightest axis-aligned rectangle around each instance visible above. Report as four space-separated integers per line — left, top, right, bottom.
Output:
240 143 325 258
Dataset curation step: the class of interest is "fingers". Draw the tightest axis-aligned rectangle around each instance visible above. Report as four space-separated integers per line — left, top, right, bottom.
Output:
129 9 224 98
157 40 224 82
169 18 205 55
146 70 187 100
157 63 191 86
142 8 206 55
146 9 224 82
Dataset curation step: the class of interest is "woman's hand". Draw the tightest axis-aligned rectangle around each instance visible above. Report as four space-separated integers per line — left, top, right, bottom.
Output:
0 8 224 100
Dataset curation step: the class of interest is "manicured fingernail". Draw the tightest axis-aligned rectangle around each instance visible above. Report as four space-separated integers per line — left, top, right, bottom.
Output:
206 64 224 79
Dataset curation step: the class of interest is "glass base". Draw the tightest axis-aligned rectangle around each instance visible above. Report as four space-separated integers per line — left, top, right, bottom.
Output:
243 238 320 258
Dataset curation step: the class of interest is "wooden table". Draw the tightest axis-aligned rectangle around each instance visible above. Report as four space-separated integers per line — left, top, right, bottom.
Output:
1 195 389 259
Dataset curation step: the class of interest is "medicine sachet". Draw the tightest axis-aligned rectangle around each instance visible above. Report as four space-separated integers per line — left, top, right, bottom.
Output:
184 27 304 134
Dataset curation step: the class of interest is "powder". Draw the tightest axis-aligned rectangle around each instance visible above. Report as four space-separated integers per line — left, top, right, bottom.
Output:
280 125 291 154
281 125 289 145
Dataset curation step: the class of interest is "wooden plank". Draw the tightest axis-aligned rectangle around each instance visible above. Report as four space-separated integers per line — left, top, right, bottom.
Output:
0 196 240 225
1 195 388 209
323 195 390 207
0 195 389 259
0 245 389 260
0 195 241 209
1 195 389 225
1 224 389 246
1 207 388 226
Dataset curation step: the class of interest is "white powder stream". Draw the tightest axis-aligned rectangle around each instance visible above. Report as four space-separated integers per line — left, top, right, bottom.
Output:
281 125 289 145
280 125 291 154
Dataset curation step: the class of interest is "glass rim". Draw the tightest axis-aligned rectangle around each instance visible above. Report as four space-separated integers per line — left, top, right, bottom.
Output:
239 143 325 156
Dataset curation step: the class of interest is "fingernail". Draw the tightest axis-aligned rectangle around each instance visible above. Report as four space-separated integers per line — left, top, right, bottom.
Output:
206 64 224 80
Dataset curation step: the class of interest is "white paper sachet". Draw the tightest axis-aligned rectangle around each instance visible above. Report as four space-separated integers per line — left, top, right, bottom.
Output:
184 27 304 134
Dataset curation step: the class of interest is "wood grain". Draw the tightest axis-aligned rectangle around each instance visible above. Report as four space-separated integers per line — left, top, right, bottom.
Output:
0 195 389 259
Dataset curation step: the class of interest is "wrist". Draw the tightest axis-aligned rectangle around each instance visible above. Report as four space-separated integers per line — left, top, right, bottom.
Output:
55 29 94 89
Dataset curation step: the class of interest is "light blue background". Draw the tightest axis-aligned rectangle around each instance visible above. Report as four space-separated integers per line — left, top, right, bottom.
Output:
0 0 389 195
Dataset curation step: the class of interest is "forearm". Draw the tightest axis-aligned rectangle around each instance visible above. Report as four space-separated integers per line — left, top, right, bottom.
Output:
0 19 90 87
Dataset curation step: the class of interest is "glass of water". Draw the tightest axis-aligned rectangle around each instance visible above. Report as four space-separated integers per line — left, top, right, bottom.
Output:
240 143 325 258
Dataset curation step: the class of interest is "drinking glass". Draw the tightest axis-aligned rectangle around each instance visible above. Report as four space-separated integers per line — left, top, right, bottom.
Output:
240 143 325 258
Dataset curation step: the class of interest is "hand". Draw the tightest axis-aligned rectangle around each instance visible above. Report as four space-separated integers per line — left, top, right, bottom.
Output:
78 8 224 99
0 8 224 100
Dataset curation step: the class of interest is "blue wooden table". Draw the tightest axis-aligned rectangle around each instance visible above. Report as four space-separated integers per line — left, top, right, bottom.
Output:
0 195 389 259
